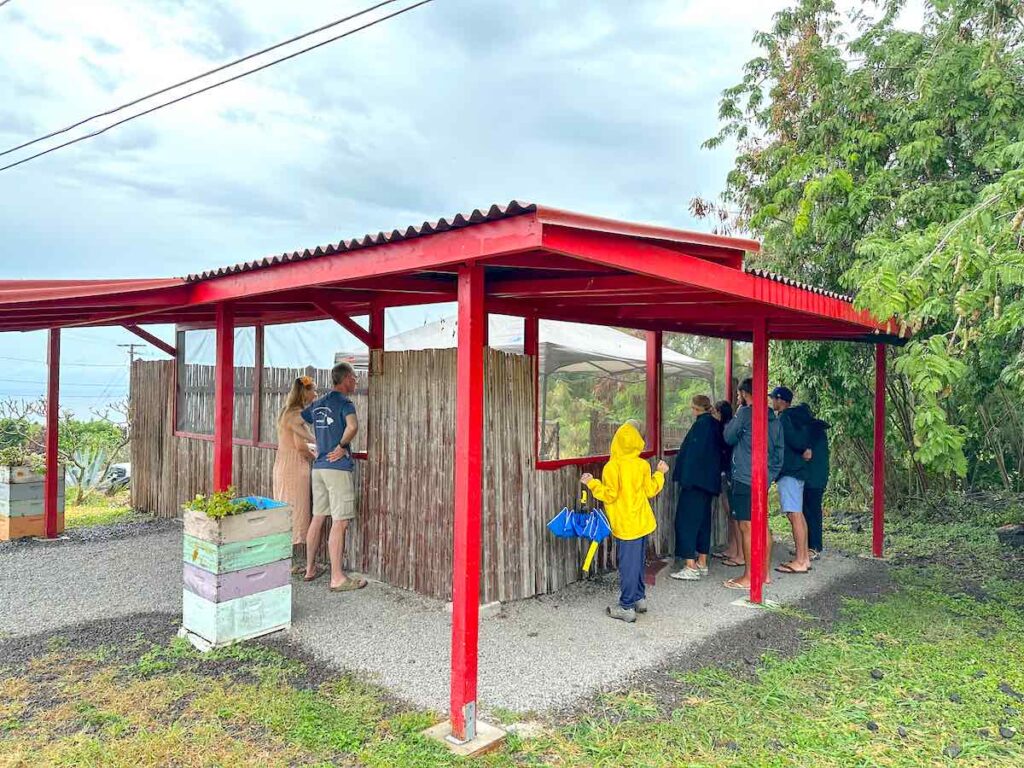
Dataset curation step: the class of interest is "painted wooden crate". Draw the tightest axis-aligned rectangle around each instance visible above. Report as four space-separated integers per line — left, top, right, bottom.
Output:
180 496 293 650
181 585 292 648
0 466 65 540
0 511 65 541
183 559 291 603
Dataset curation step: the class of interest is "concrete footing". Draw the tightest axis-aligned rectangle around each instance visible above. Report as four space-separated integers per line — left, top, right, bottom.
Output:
422 719 506 757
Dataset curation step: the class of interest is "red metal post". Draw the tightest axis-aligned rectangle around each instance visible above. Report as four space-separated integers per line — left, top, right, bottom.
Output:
449 263 485 743
213 304 234 491
646 331 662 453
872 344 887 558
724 340 734 403
44 328 60 538
749 319 769 604
523 315 538 357
369 307 386 351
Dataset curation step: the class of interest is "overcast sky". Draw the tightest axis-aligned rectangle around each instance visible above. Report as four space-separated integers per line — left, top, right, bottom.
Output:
0 0 919 413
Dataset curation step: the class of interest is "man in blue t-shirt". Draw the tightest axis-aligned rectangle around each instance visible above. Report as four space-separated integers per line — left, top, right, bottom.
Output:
300 362 366 592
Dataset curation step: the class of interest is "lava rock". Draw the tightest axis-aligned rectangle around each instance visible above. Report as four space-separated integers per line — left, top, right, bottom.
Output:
743 657 756 666
866 721 879 732
944 743 962 759
973 670 987 679
870 669 885 681
978 728 991 738
1000 726 1016 740
724 740 739 753
897 726 908 739
949 693 962 704
755 630 766 640
999 682 1024 701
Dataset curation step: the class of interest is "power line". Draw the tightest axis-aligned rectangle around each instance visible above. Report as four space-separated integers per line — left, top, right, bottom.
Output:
0 0 436 174
0 0 406 161
0 355 124 367
0 377 127 388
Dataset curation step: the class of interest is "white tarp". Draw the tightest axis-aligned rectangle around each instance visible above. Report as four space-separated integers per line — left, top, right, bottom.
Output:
338 315 712 380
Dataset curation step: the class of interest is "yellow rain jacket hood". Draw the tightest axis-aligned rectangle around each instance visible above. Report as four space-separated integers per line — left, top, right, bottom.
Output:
586 422 665 541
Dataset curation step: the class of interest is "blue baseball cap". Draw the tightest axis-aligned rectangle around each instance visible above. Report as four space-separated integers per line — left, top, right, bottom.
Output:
769 386 793 403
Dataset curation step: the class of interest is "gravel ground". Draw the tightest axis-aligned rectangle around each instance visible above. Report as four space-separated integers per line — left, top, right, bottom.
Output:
0 525 884 714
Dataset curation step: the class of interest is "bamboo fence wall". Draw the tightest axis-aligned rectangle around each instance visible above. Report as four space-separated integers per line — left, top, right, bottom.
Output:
132 351 722 602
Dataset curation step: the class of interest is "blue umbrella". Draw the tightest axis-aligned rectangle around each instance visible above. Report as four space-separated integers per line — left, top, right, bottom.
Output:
546 489 612 572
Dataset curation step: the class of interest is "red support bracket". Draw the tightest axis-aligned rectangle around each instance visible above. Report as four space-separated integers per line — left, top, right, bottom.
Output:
646 331 662 454
523 316 538 357
313 299 374 348
44 328 60 538
213 304 234 491
749 319 769 604
872 344 887 558
449 263 485 743
122 324 176 357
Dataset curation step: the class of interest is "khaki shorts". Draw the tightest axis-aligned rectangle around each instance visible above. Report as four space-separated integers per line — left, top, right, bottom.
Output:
312 469 356 521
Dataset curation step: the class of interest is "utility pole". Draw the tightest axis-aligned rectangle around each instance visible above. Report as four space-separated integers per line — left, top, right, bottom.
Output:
118 343 145 367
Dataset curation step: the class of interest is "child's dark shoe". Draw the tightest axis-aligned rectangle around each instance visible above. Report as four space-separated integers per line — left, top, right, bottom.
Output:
634 599 648 614
607 605 637 623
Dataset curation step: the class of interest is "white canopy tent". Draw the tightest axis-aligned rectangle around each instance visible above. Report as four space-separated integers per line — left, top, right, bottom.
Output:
338 315 713 380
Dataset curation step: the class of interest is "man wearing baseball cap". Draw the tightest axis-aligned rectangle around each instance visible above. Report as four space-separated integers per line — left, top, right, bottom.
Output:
770 385 814 574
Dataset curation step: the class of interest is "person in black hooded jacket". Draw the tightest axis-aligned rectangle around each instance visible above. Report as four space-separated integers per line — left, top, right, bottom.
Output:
670 395 723 581
803 413 830 556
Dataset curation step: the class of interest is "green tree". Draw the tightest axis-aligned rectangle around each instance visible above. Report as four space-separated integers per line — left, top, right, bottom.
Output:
702 0 1024 496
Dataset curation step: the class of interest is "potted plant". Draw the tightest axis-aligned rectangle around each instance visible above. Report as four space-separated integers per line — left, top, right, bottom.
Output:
179 486 293 651
0 447 64 540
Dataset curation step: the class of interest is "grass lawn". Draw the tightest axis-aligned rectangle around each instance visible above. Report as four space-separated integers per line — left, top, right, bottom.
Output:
64 489 136 530
3 494 1024 767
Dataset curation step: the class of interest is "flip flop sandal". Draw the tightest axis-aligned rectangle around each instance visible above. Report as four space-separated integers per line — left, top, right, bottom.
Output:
711 552 730 560
775 564 811 574
723 558 745 567
723 579 748 591
291 565 305 575
330 578 368 592
303 566 327 582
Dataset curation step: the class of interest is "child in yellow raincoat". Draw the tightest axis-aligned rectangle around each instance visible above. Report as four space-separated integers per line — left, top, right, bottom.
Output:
581 420 669 623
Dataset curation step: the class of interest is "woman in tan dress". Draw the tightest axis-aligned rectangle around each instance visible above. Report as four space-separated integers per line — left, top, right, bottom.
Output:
272 376 317 573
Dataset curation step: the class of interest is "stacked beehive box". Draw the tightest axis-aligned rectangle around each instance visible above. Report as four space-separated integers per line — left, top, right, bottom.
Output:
0 466 64 540
180 496 292 650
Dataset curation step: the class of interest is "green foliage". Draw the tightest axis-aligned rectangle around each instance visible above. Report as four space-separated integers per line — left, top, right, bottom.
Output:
705 0 1024 493
183 486 257 519
0 445 45 474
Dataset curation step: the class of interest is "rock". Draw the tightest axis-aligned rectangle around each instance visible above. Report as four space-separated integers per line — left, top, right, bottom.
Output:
870 669 884 681
949 693 962 704
944 743 962 759
973 670 987 679
1000 726 1016 740
724 740 739 753
755 630 765 640
768 739 783 751
527 631 539 638
897 726 908 739
978 728 991 738
853 523 864 534
1004 706 1018 717
866 721 879 732
999 682 1024 701
995 523 1024 547
743 657 756 666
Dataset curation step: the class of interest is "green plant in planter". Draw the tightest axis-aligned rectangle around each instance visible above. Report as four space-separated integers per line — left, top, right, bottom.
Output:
0 446 46 475
182 487 257 520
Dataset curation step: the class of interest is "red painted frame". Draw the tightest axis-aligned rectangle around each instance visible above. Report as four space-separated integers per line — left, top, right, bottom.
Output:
213 304 234 491
44 328 60 538
749 319 769 605
449 263 485 742
872 344 887 558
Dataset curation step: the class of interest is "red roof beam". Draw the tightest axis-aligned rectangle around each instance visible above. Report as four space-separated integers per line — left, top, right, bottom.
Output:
312 299 373 347
542 226 893 335
189 216 541 306
123 325 176 357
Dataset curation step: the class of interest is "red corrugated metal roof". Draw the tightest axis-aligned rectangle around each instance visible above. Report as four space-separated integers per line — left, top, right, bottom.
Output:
0 278 185 305
183 200 765 283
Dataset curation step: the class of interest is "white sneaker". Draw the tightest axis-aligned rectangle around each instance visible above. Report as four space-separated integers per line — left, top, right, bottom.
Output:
670 568 701 581
698 564 710 576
